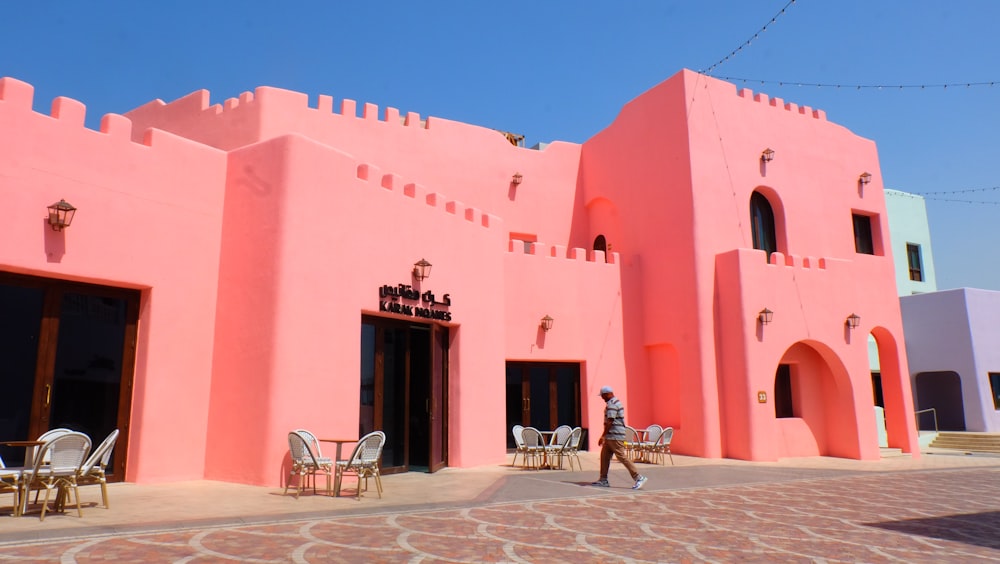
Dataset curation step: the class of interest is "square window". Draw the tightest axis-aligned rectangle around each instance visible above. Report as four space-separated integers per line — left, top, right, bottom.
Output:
853 214 874 255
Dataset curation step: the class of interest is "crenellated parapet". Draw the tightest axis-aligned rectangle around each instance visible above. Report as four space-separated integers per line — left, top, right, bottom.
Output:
736 87 827 121
354 163 499 230
507 239 621 266
139 86 433 129
0 76 216 153
125 83 541 153
767 252 831 269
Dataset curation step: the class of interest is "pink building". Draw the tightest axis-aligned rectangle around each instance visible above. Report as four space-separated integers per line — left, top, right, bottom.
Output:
0 69 919 487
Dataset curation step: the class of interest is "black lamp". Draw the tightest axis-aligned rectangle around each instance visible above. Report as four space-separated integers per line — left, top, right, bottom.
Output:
846 313 861 329
47 199 77 231
412 258 432 281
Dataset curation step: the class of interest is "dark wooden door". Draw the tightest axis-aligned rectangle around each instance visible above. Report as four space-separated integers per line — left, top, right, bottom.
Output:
0 272 137 479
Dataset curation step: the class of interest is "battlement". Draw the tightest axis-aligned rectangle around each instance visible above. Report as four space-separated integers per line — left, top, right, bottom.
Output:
0 76 209 152
143 85 434 129
507 239 621 266
126 83 545 154
354 163 499 230
736 87 827 121
767 252 829 269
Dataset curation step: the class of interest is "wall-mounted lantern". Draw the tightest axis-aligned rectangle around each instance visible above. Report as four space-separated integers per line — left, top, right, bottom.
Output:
758 308 773 325
511 172 523 186
412 258 432 281
859 172 872 185
760 148 775 163
846 313 861 329
540 315 554 332
47 199 77 231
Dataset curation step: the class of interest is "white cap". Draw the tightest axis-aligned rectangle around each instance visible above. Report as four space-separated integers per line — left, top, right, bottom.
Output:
599 385 614 395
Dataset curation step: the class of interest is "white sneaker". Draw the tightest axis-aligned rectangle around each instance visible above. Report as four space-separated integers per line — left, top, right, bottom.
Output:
633 475 647 490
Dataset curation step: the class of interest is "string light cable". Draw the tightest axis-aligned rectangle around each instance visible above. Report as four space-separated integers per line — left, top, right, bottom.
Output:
893 186 1000 205
702 0 797 75
708 77 998 90
698 1 998 90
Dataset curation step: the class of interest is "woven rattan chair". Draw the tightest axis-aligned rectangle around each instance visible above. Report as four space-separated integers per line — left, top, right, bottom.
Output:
0 465 21 517
20 431 91 520
27 428 73 469
77 429 120 509
545 426 583 470
294 429 334 466
334 431 386 499
519 427 545 470
285 431 333 498
549 425 573 446
651 427 675 466
511 425 526 467
623 426 642 461
638 424 663 463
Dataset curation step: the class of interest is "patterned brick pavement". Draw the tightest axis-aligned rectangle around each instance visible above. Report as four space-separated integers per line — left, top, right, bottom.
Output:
2 466 999 562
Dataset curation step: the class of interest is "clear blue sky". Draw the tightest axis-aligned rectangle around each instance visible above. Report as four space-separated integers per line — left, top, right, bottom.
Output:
3 1 998 290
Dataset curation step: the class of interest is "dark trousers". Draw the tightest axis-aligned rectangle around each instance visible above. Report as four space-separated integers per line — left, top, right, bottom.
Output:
599 438 640 481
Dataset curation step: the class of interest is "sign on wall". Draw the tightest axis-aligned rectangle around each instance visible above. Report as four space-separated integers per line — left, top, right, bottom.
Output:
378 284 453 321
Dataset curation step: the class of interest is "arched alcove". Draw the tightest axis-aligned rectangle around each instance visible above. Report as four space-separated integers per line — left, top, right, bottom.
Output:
771 339 859 458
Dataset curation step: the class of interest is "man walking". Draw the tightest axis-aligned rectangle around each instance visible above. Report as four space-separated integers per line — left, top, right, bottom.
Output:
592 385 647 489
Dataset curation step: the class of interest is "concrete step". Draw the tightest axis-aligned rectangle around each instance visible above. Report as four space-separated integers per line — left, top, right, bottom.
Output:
928 432 1000 454
879 447 908 458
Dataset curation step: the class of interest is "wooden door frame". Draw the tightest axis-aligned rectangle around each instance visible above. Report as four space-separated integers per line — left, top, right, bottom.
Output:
2 272 137 481
507 361 582 431
362 315 449 474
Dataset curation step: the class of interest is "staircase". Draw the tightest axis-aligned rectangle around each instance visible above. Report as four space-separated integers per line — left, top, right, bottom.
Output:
928 432 1000 454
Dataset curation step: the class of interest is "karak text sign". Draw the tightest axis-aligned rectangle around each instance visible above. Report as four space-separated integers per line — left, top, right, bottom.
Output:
378 284 452 321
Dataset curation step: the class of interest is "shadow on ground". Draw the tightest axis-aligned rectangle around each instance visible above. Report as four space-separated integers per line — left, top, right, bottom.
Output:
867 510 1000 550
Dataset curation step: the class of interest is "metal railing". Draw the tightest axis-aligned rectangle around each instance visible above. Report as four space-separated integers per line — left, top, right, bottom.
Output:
914 408 939 433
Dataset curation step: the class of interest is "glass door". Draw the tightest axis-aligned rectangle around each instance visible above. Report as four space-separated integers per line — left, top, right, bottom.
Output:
505 362 581 448
0 272 138 478
360 315 448 474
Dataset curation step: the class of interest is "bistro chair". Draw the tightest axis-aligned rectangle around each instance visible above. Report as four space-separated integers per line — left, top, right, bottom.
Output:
0 465 21 517
511 425 526 467
20 431 92 520
334 431 386 500
27 428 73 469
545 426 583 470
76 429 120 509
566 427 585 471
652 427 675 466
549 425 573 446
294 429 335 466
519 427 546 470
22 428 77 508
623 426 642 461
638 424 663 463
285 431 333 498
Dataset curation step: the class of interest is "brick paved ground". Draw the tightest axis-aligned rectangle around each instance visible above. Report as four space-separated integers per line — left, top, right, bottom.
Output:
2 464 999 562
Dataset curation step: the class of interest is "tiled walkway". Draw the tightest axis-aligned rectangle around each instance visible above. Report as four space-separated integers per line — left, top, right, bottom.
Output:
2 452 1000 562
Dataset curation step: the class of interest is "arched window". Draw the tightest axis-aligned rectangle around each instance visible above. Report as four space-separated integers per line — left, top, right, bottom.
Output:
750 192 777 260
593 235 608 262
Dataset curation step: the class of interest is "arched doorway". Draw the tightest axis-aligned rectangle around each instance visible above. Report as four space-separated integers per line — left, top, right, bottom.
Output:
770 340 859 458
593 235 609 262
915 371 966 431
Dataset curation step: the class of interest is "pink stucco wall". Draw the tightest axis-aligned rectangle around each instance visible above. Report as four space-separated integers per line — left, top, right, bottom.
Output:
0 77 228 483
1 68 920 488
580 70 918 460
